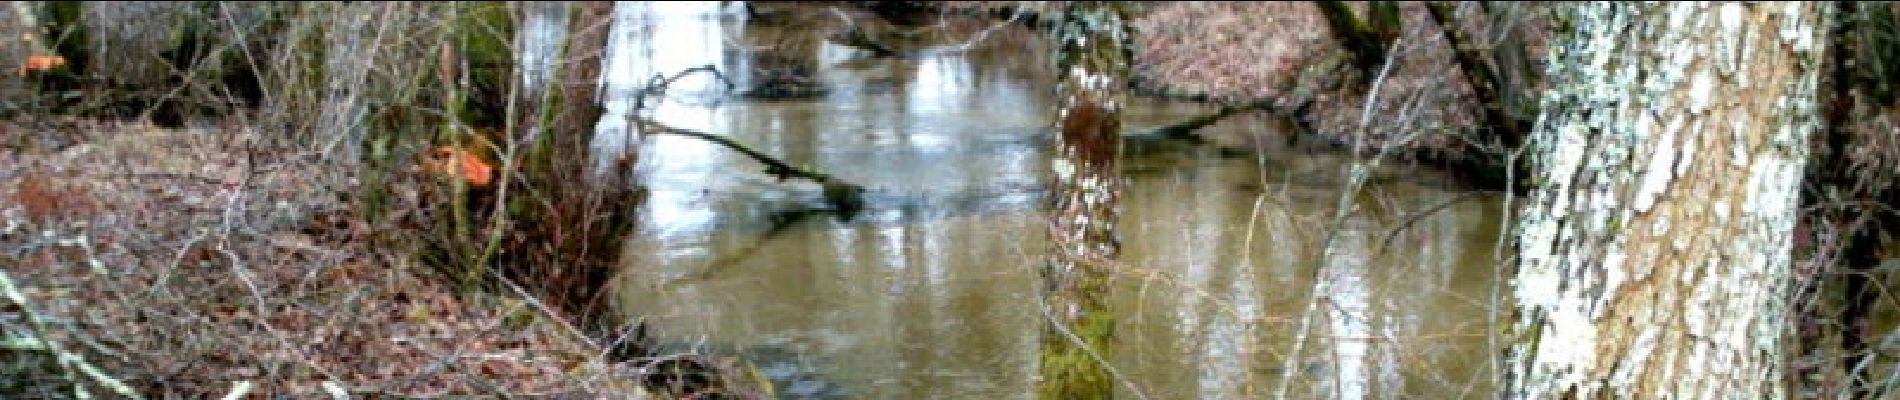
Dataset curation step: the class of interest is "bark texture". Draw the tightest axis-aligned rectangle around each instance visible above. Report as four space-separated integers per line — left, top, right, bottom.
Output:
1507 2 1826 399
1039 1 1130 398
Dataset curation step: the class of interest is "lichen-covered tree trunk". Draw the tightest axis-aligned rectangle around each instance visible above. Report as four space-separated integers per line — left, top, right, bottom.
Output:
1040 1 1130 399
1507 2 1826 399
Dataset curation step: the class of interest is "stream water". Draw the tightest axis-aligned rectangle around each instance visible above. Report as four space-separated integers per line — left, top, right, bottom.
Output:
598 3 1504 399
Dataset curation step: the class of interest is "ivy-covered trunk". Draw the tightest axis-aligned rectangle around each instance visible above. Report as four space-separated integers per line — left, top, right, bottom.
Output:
1039 1 1130 399
1506 2 1826 398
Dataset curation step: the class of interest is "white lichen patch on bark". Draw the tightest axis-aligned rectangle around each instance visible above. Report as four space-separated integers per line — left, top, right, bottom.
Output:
1508 2 1825 399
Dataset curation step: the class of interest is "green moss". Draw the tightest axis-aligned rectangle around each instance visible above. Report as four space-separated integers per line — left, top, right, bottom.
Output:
37 1 88 100
449 1 517 129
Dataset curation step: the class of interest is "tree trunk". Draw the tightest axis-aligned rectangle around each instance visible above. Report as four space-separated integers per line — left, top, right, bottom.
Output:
1039 1 1130 399
549 1 611 154
1315 1 1401 78
1424 2 1524 149
1481 2 1543 124
538 0 620 320
1506 2 1826 399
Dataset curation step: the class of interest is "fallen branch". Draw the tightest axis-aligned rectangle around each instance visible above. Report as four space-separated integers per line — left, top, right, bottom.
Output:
0 268 146 399
1375 190 1488 254
1134 100 1277 142
635 65 736 110
824 7 901 59
634 118 865 215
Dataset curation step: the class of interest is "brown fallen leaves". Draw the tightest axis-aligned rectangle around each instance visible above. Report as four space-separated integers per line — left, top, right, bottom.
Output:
0 118 647 398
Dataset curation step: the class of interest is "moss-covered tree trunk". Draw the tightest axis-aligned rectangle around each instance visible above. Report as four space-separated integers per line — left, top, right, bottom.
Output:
1424 2 1524 150
511 0 624 324
1507 2 1826 398
1480 2 1545 125
37 1 86 95
1039 1 1130 399
547 1 610 159
1315 1 1401 79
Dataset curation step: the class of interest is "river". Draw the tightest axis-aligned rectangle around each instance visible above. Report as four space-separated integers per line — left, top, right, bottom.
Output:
597 3 1504 399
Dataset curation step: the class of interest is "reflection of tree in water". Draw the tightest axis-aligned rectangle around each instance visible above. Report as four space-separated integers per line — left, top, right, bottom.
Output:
736 51 831 100
726 6 832 100
726 2 1012 99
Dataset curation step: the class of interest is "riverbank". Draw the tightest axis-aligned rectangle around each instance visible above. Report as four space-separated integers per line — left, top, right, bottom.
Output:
938 1 1548 189
0 116 649 398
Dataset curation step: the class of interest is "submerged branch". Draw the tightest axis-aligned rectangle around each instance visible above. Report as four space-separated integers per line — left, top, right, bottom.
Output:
634 118 865 215
1375 190 1487 254
635 121 823 183
1135 100 1276 142
825 7 902 58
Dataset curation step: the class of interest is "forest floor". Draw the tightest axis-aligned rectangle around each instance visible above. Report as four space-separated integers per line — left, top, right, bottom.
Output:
0 116 648 398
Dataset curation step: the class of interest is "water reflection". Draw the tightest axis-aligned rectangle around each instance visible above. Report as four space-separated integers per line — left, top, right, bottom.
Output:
605 3 1503 399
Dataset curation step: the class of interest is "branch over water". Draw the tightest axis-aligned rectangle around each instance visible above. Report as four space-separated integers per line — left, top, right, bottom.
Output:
633 118 865 216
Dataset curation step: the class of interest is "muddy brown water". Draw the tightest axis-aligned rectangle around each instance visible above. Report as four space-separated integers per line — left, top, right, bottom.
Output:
597 3 1504 399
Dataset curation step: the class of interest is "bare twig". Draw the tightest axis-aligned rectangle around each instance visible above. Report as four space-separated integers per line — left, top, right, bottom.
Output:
1276 35 1404 400
940 5 1030 54
494 273 600 351
634 65 735 110
1375 191 1488 254
0 269 146 399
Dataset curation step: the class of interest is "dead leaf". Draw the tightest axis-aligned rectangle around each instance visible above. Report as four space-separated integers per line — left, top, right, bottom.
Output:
417 146 494 187
17 54 65 76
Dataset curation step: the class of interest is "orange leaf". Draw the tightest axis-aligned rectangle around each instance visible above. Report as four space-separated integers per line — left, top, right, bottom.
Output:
419 146 494 187
17 55 66 75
